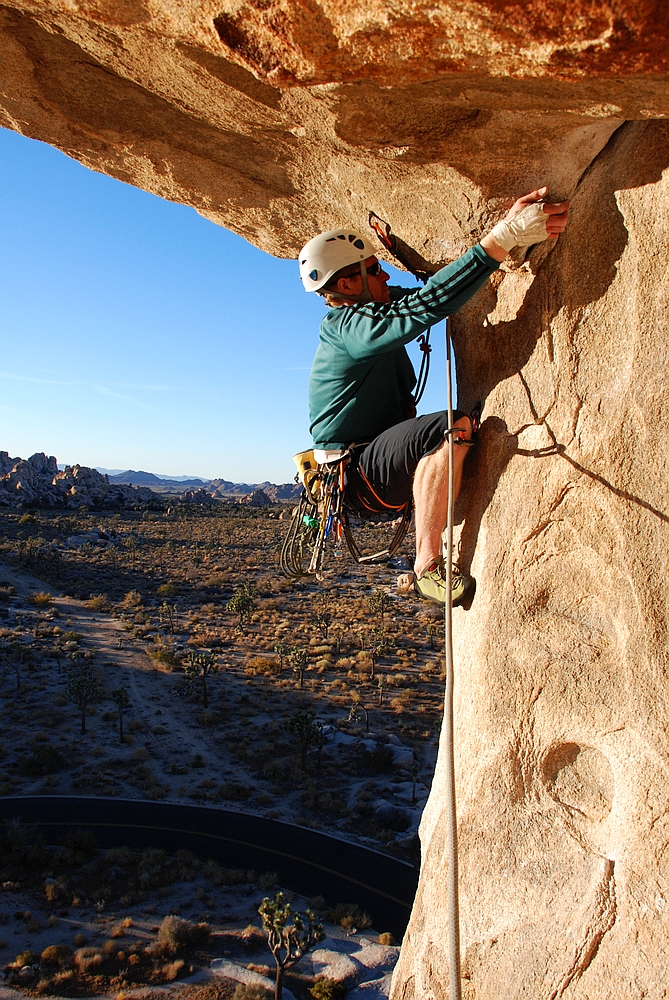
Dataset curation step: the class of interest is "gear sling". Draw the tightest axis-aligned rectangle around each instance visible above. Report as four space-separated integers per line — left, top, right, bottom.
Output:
279 448 412 578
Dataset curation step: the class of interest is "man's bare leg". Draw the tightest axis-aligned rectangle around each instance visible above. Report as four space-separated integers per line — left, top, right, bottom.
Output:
397 415 472 589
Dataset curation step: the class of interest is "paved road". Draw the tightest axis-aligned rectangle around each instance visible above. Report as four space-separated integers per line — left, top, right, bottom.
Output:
0 796 418 938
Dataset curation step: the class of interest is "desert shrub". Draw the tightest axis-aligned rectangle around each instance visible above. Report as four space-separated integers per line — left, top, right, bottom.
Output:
73 934 87 947
310 978 347 1000
137 847 173 886
218 780 252 801
74 947 103 972
197 711 217 727
25 916 41 932
245 656 276 677
238 924 266 953
120 590 143 608
60 829 97 859
162 958 186 980
19 746 68 777
157 915 211 954
378 932 395 946
361 745 394 773
40 944 72 965
150 646 180 668
326 903 372 931
32 591 53 608
158 583 179 597
127 719 143 733
15 949 39 966
233 984 272 1000
85 594 109 611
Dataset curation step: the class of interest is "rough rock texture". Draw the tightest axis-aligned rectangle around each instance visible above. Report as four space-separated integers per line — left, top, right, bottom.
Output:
0 451 162 508
0 2 667 261
1 5 669 999
392 119 669 1000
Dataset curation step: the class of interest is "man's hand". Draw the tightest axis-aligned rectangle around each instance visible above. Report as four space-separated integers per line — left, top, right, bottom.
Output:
506 187 569 239
481 186 569 261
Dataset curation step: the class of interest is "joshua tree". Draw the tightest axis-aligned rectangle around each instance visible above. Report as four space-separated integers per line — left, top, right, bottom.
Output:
289 647 308 689
367 588 390 626
377 674 385 706
273 640 288 674
313 609 332 640
258 891 324 1000
67 668 102 735
410 756 420 805
227 582 256 631
368 632 395 681
426 621 443 650
332 628 345 655
111 685 131 742
183 650 218 709
286 709 321 772
159 601 179 634
349 695 370 733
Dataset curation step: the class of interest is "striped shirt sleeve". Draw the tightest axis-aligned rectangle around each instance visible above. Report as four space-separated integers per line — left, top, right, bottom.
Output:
337 244 498 361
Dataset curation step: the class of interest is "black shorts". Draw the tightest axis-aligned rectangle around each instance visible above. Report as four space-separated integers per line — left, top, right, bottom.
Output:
345 410 465 515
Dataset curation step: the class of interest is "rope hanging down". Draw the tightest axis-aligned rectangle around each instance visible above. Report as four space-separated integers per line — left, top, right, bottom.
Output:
368 211 463 1000
368 212 432 406
444 316 462 1000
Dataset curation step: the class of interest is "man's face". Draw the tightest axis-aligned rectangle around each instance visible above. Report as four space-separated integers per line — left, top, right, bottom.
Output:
336 256 390 303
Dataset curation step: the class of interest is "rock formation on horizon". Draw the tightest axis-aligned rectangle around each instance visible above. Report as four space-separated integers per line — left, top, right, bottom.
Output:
1 4 668 997
0 451 161 509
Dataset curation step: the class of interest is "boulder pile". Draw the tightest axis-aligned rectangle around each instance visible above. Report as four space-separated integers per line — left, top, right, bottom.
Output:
0 452 162 510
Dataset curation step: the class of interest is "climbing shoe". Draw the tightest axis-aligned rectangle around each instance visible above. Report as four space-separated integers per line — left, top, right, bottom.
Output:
413 561 475 608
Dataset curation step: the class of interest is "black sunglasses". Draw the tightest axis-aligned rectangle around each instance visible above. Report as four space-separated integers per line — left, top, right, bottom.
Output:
342 260 383 279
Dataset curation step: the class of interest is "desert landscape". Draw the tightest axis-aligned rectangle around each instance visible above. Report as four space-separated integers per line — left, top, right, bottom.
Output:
0 452 446 996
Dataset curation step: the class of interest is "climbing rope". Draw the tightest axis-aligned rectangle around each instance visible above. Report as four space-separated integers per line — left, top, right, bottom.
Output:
444 316 462 1000
368 210 463 995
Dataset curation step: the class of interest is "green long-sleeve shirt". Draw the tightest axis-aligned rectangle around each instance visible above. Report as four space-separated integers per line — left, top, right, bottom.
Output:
309 244 499 449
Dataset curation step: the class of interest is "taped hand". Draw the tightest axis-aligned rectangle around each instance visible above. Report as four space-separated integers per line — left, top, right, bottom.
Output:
489 187 569 252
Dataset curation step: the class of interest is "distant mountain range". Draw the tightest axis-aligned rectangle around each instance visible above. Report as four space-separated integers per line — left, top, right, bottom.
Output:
99 469 300 502
95 468 205 482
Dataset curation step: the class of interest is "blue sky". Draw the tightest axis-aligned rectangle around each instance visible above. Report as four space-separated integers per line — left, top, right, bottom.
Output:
0 127 451 484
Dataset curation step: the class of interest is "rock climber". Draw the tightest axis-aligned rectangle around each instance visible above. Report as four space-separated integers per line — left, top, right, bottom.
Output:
298 188 569 604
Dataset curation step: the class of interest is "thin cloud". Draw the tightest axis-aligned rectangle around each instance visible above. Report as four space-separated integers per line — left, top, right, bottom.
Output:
0 371 157 409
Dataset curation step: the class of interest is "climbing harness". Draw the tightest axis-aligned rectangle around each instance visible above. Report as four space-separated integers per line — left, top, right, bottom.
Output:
368 212 433 406
280 449 412 578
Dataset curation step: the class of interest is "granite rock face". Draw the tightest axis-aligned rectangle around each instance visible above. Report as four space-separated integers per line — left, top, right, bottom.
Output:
0 2 667 261
392 119 669 1000
1 5 668 998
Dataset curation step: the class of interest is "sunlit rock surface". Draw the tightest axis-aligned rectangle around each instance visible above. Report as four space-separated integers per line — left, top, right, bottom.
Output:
1 4 668 997
392 118 669 1000
0 2 667 257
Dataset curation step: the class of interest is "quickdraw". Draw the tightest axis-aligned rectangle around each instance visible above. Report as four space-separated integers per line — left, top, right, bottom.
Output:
368 211 435 406
280 451 412 579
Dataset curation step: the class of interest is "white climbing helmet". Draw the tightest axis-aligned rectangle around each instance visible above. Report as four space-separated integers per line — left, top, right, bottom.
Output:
298 227 377 293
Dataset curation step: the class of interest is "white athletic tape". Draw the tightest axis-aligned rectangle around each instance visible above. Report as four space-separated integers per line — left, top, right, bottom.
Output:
489 201 549 252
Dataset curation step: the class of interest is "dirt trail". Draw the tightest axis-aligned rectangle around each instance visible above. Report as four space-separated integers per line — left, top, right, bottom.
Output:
0 561 247 800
